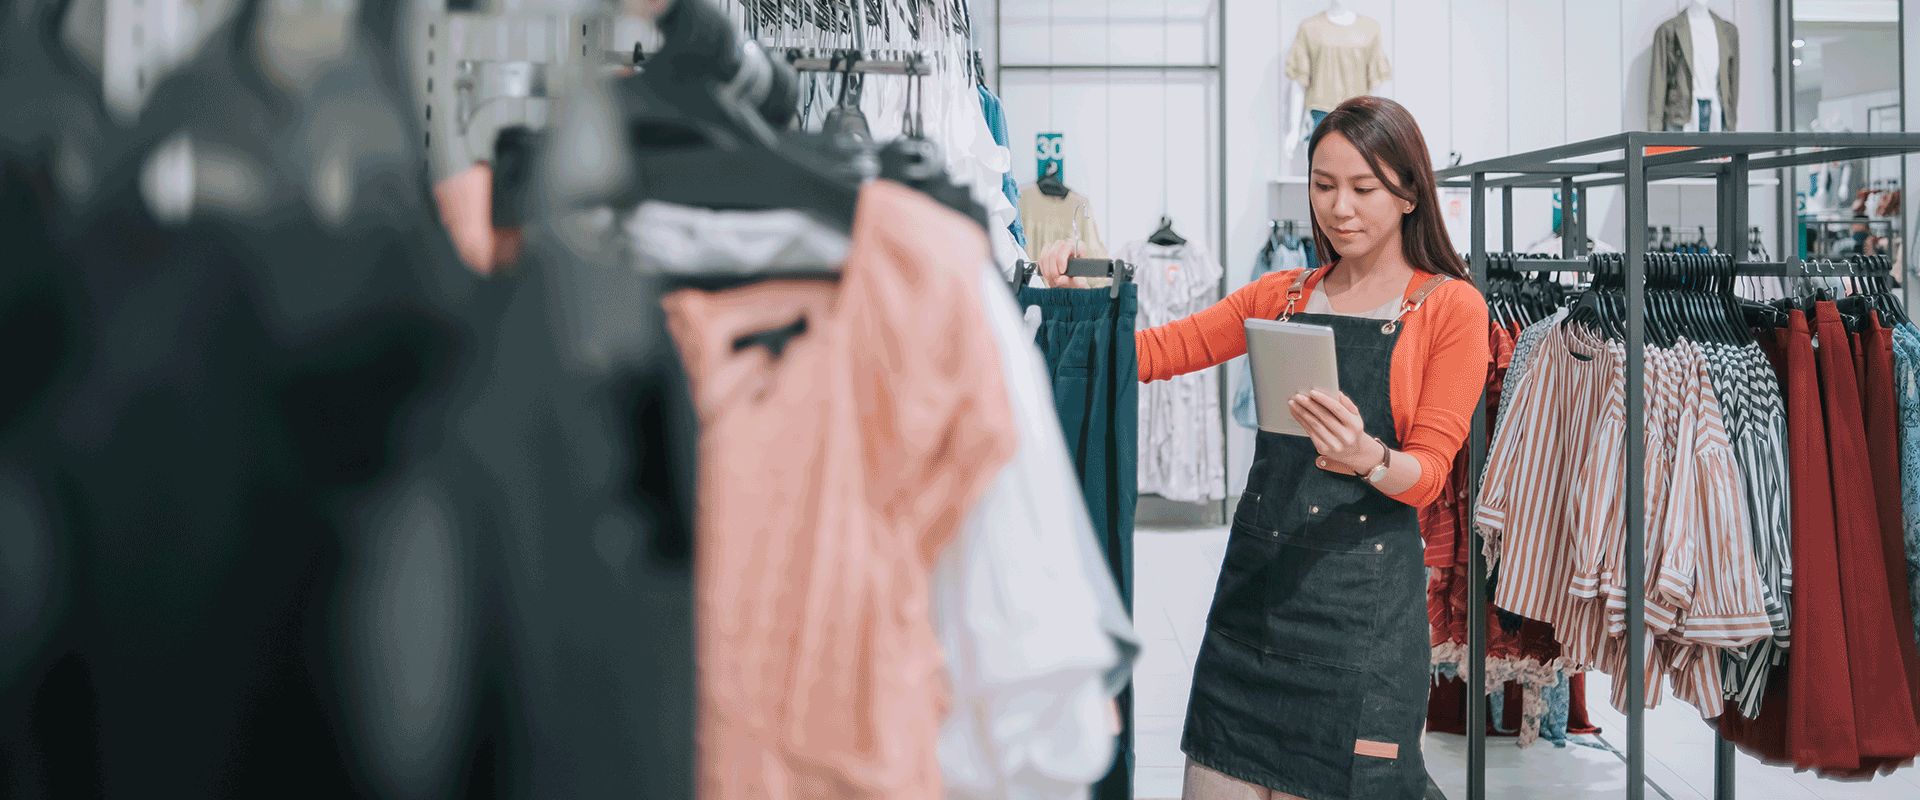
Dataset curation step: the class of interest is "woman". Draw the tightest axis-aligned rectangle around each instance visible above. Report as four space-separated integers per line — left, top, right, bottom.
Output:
1039 96 1489 800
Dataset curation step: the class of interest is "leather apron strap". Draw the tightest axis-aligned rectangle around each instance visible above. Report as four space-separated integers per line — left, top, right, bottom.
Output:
1280 270 1454 333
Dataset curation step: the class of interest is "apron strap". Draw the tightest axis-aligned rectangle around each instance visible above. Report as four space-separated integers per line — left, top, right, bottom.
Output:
1404 274 1452 307
1280 270 1451 330
1381 274 1453 334
1278 268 1317 322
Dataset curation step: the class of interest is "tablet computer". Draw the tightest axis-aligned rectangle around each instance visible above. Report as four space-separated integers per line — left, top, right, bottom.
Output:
1244 318 1341 438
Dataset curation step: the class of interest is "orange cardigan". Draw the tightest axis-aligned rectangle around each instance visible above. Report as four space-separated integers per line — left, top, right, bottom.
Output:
1136 266 1492 508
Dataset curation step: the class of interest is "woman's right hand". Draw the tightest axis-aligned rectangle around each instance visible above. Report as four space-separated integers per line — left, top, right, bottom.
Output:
1038 240 1092 289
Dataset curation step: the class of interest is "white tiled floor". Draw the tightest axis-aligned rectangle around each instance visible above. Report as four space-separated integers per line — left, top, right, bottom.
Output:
1131 525 1920 800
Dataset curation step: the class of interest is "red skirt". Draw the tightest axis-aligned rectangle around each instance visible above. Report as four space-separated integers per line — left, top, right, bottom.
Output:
1852 312 1920 774
1720 311 1861 770
1813 302 1920 764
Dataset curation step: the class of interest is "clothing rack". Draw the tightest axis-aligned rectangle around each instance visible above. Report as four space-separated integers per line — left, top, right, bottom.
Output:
1437 131 1920 800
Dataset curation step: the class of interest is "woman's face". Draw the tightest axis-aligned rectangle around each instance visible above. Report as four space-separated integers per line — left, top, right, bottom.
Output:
1310 132 1410 263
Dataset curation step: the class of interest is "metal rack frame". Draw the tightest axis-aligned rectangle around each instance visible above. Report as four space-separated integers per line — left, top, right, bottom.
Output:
1437 131 1920 800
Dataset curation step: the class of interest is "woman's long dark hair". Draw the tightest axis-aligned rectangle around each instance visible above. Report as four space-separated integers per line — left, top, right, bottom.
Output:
1306 96 1471 282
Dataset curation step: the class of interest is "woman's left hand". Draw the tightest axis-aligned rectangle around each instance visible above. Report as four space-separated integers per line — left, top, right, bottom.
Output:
1288 389 1379 472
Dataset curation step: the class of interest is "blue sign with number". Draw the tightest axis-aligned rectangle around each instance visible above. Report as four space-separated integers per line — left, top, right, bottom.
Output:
1036 133 1063 183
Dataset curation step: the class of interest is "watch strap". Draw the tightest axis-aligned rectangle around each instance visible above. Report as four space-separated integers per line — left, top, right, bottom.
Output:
1367 437 1391 482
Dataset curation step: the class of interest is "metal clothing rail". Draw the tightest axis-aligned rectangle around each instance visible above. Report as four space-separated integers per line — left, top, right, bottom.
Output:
776 48 936 75
1440 131 1920 800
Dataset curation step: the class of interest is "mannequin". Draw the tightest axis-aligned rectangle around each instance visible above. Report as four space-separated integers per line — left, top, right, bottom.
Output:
1283 1 1388 165
1648 1 1739 132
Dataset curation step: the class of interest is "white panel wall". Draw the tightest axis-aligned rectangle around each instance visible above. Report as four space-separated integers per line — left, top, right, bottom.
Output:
1220 0 1281 497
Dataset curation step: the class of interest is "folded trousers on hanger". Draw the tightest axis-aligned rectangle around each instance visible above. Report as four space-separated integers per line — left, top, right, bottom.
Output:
1015 284 1139 800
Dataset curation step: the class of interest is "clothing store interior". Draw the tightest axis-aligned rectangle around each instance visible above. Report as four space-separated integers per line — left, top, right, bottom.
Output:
6 0 1920 798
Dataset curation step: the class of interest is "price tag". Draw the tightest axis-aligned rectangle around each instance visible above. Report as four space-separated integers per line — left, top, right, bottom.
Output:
1036 133 1064 183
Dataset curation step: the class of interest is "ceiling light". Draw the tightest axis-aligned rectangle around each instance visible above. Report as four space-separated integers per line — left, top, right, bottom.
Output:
1793 58 1804 66
1793 38 1805 47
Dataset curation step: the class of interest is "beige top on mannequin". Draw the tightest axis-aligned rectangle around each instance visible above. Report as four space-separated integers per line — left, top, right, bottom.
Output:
1282 1 1391 162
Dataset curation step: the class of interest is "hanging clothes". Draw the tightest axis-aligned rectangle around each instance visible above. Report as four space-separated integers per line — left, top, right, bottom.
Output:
1894 322 1920 651
1425 314 1597 749
1809 304 1920 764
1721 310 1860 770
1020 189 1109 261
932 263 1139 800
976 84 1026 251
1861 312 1920 736
1118 239 1226 503
1721 303 1920 778
1016 280 1141 800
662 181 1019 800
840 69 1024 275
1477 315 1784 720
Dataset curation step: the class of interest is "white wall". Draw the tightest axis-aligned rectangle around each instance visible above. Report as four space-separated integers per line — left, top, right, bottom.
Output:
990 1 1224 262
981 0 1786 499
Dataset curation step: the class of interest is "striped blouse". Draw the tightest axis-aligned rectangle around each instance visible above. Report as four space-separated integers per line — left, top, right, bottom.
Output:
1480 323 1784 718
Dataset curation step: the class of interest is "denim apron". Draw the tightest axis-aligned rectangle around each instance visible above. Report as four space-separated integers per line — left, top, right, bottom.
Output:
1180 270 1449 800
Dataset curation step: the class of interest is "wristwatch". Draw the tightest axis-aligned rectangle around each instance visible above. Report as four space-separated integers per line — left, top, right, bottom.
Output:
1363 437 1392 484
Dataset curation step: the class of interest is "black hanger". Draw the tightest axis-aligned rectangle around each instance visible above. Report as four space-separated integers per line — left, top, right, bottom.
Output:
1685 253 1718 343
1835 257 1873 333
1012 258 1135 299
1660 253 1685 346
608 0 858 232
1639 253 1663 345
1869 255 1910 326
820 53 871 143
1149 215 1186 247
1567 253 1617 341
876 56 990 231
1710 254 1741 344
1034 162 1070 198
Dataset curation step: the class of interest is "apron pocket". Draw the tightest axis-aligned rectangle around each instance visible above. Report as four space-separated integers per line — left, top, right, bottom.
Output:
1231 490 1262 529
1264 509 1387 671
1211 512 1387 670
1206 522 1278 643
